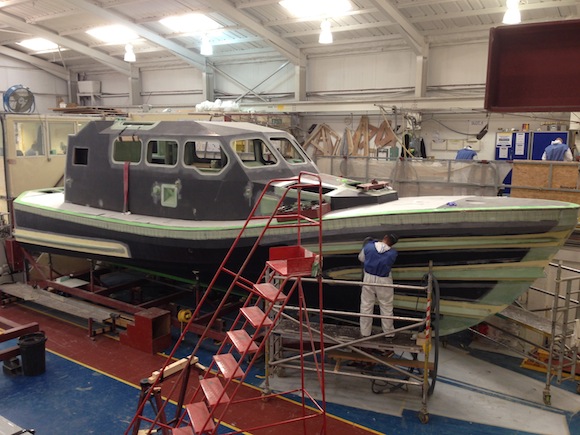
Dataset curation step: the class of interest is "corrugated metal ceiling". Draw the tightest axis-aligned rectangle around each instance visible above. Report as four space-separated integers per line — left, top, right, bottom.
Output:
0 0 576 75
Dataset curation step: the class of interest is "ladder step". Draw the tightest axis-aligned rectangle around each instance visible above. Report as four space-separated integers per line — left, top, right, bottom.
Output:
199 377 230 407
253 282 286 302
213 354 245 379
185 402 215 434
240 306 273 328
171 426 194 435
227 330 259 354
267 255 314 276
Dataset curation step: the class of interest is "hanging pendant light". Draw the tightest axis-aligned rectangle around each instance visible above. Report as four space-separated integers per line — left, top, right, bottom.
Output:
502 0 521 25
319 19 333 44
124 44 136 62
200 35 213 56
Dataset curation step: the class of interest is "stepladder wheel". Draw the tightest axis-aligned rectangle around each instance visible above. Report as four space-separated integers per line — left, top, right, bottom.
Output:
543 391 551 406
261 388 272 402
418 410 429 424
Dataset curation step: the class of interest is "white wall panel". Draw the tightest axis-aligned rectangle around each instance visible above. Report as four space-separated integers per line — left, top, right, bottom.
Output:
428 43 489 87
213 61 294 96
83 68 207 107
307 50 416 93
141 67 203 93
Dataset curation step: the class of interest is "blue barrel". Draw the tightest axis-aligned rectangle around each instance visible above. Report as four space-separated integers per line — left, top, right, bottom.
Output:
18 332 47 376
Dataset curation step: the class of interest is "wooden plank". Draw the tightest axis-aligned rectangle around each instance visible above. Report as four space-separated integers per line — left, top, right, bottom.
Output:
0 282 120 322
302 124 325 153
512 161 580 190
0 282 119 322
0 316 23 329
0 415 30 435
374 120 396 148
148 355 199 383
552 165 579 190
512 162 551 188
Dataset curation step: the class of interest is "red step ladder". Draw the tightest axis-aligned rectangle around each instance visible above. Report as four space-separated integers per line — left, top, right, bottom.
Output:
125 172 327 435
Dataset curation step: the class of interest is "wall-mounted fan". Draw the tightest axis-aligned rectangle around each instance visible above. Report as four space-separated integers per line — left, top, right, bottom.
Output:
3 84 35 113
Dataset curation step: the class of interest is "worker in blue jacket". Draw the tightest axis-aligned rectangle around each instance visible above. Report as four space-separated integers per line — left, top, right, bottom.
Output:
542 138 573 161
358 233 399 340
455 145 477 160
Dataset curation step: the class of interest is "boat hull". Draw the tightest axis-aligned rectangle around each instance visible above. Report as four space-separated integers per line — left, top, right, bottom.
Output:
13 189 579 335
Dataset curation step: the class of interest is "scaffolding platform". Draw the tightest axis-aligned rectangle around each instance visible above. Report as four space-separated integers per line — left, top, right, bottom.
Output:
273 318 424 354
266 273 437 425
0 282 120 323
476 262 580 405
496 305 561 336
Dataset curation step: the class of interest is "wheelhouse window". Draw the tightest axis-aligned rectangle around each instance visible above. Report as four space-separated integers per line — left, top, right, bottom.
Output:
15 121 44 157
231 138 277 167
48 122 75 155
269 136 307 164
147 140 178 166
113 136 142 163
184 140 228 173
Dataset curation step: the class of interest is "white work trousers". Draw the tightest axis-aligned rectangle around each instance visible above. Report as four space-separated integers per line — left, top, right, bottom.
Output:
360 272 394 337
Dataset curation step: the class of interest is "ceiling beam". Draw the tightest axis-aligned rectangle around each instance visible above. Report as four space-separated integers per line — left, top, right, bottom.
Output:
262 7 381 26
397 0 579 10
0 9 131 75
73 0 208 72
284 20 397 38
209 0 303 66
236 0 280 9
369 0 427 56
0 45 69 80
409 0 580 23
240 96 485 114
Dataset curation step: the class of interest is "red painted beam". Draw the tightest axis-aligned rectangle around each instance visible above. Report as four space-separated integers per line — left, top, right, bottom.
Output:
0 345 21 361
0 322 39 343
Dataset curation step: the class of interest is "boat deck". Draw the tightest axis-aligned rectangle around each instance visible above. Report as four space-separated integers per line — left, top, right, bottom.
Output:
1 302 579 435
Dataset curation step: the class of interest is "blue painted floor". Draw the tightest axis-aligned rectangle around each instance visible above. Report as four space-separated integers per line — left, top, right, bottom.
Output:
0 348 168 434
1 330 580 435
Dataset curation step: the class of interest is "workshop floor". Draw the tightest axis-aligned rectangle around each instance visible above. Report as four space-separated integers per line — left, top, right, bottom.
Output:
1 302 579 435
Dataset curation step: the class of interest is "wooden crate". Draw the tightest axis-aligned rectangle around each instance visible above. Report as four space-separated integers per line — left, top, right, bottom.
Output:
510 161 580 204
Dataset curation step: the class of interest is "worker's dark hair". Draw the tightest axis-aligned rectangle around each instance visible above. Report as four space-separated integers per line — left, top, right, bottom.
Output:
386 233 399 245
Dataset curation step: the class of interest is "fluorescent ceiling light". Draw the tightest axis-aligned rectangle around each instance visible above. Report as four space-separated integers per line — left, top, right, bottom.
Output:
159 13 222 34
319 20 333 44
280 0 351 18
502 0 521 25
17 37 59 52
86 25 139 44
